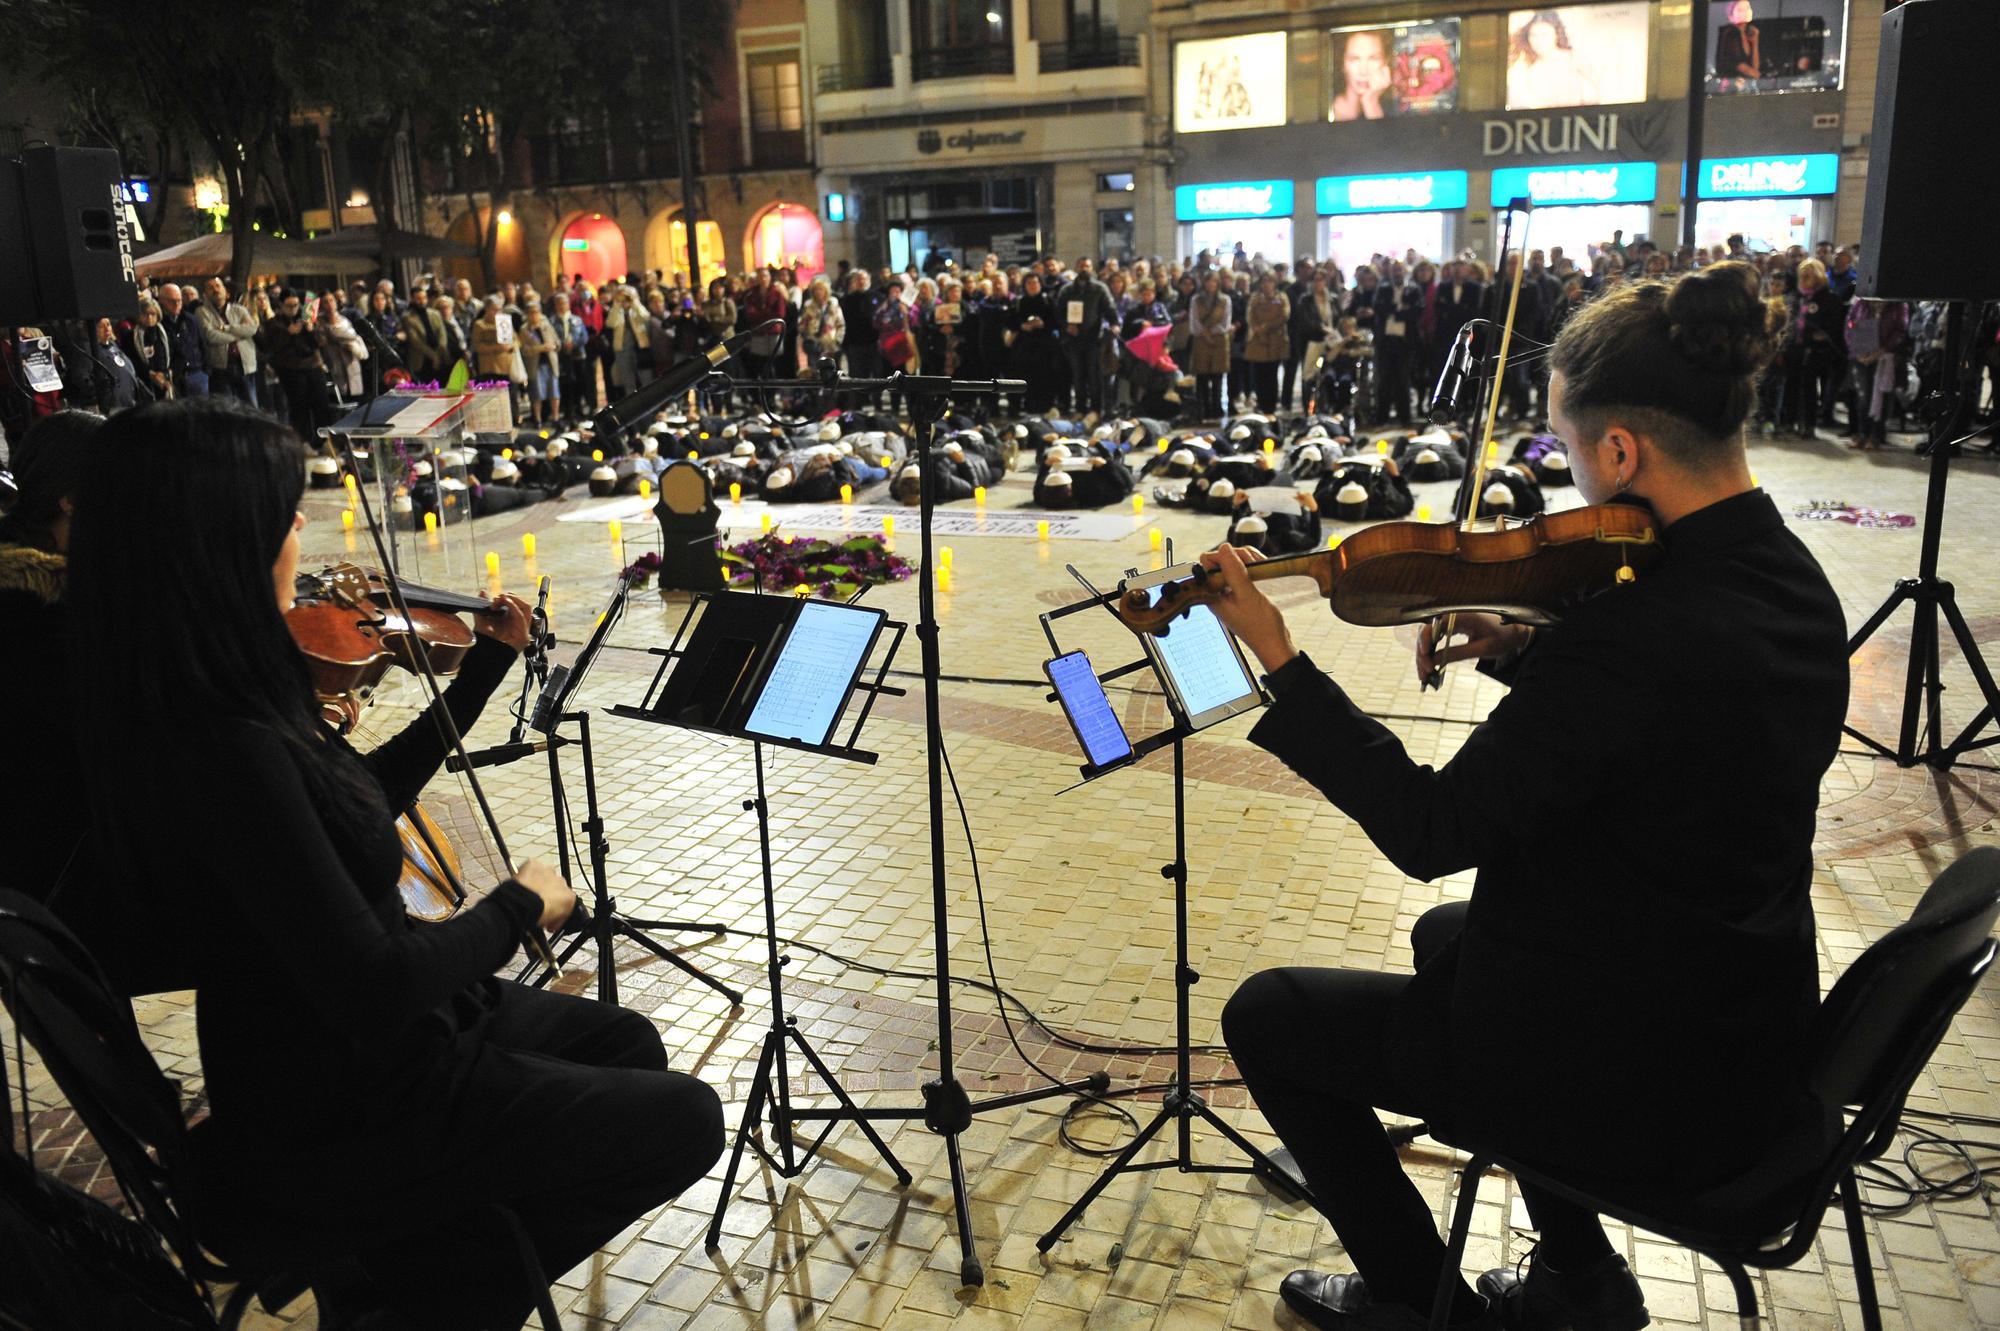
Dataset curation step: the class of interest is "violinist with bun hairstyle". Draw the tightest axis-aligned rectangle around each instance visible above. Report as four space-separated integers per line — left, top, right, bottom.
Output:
61 397 724 1330
1205 263 1848 1331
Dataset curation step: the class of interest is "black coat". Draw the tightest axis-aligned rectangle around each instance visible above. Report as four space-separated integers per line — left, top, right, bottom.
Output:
1249 490 1847 1202
1434 280 1485 353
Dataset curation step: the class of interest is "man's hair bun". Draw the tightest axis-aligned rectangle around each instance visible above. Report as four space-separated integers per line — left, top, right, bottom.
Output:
1664 261 1779 376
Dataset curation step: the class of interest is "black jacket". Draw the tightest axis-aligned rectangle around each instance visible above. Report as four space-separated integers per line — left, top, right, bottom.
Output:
1249 490 1847 1201
1434 281 1485 352
0 543 80 903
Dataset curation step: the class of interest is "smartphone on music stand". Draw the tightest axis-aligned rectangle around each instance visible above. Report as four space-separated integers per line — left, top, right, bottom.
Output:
1119 563 1265 732
1044 650 1134 771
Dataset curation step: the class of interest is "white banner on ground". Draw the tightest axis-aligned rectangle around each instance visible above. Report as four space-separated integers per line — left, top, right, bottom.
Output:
557 497 1151 542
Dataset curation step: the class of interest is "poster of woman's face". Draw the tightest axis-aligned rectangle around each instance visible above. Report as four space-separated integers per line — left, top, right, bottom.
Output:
1327 20 1460 121
1504 3 1650 110
1705 0 1846 94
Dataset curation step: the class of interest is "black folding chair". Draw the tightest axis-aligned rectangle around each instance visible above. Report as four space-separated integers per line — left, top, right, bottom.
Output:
1423 844 2000 1331
0 891 565 1330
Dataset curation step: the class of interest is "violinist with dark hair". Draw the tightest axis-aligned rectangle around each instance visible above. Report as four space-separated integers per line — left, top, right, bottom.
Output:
1204 263 1848 1330
60 396 724 1330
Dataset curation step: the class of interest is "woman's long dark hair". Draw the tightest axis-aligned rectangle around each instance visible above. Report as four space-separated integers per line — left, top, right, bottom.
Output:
67 398 386 868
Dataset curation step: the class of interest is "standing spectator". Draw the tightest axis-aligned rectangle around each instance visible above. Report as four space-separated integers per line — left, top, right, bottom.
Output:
1373 271 1423 426
398 286 451 382
603 286 651 403
1058 258 1114 419
1295 275 1337 404
737 269 787 382
196 277 259 404
1409 259 1441 407
797 277 845 372
1245 272 1290 415
912 278 946 376
839 271 882 406
89 316 142 412
698 278 737 409
432 295 471 372
1432 260 1485 389
874 275 915 412
313 292 368 407
1783 258 1842 439
245 287 284 417
125 299 173 403
519 299 561 426
643 290 679 388
449 279 477 343
1227 271 1253 412
1843 297 1908 450
257 289 331 442
469 296 515 382
1484 252 1545 423
1010 272 1060 413
1190 273 1233 421
359 289 400 395
155 284 207 398
550 293 588 421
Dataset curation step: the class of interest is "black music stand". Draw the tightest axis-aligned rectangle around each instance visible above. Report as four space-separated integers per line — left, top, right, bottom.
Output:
511 573 742 1005
1030 558 1314 1253
608 589 918 1245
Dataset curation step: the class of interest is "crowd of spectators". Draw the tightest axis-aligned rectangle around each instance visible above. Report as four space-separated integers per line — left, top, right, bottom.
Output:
5 233 1997 459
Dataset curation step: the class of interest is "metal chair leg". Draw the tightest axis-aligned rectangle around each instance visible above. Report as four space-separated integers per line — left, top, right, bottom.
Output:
1719 1258 1760 1329
1429 1153 1491 1331
1840 1169 1885 1331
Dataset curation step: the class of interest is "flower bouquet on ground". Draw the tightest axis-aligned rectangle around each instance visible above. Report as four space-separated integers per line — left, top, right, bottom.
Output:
722 532 914 599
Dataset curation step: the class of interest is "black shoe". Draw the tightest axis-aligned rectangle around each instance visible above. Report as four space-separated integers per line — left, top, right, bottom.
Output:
1476 1249 1648 1331
1281 1270 1495 1330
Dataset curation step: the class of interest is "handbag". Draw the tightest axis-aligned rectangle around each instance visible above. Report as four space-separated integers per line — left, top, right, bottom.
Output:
879 328 915 369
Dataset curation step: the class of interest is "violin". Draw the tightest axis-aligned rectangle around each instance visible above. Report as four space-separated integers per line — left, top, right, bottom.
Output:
1118 201 1662 673
287 563 494 699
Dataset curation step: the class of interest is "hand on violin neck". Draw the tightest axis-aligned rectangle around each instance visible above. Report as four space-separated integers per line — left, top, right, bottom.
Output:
1197 544 1298 674
472 592 536 653
1416 614 1532 685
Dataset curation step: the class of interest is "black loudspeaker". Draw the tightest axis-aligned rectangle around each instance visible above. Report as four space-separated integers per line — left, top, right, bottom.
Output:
1857 0 2000 301
0 145 139 325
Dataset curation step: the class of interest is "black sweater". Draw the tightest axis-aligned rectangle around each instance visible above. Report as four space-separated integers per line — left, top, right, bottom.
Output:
1249 490 1848 1198
109 634 539 1141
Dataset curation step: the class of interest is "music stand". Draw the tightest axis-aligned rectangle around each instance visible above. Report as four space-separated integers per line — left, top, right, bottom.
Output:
608 589 918 1245
1031 556 1315 1253
510 573 743 1005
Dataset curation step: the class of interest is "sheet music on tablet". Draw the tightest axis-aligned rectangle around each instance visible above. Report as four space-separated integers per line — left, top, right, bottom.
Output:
742 601 880 746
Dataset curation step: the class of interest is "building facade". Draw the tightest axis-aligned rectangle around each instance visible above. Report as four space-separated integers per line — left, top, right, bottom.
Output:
1149 0 1877 270
806 0 1159 273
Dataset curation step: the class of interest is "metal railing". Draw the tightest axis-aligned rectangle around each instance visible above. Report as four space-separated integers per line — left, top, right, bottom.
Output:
912 44 1014 81
1037 33 1140 73
816 57 894 93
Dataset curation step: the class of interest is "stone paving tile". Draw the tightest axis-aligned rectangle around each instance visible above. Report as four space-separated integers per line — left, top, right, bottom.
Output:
11 424 2000 1328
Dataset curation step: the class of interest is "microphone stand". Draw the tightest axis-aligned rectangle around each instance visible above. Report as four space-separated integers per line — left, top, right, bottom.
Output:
710 359 1106 1286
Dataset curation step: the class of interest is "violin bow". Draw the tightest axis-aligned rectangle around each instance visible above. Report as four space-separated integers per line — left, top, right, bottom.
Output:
1427 201 1532 691
332 430 561 974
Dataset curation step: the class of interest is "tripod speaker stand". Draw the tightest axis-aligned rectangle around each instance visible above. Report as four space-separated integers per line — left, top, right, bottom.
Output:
1842 301 2000 770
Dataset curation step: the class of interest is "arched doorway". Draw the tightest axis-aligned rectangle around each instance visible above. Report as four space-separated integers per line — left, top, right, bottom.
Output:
745 202 824 279
555 212 628 287
441 206 530 289
643 208 727 285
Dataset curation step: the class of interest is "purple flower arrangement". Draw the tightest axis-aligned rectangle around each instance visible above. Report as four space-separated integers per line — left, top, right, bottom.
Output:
622 534 912 598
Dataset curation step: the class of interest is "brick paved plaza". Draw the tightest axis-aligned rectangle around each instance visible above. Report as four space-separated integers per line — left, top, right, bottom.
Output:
17 423 2000 1330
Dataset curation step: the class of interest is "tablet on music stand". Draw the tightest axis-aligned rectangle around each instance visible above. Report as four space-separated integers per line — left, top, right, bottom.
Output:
1119 563 1264 732
741 600 887 748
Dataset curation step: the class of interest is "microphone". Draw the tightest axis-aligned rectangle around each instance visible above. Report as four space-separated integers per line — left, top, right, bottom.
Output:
588 319 782 447
446 738 553 772
1428 322 1480 425
508 575 554 745
530 665 571 735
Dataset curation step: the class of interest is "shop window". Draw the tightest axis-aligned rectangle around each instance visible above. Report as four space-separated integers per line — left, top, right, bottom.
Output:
1097 172 1136 194
557 214 629 287
748 202 826 278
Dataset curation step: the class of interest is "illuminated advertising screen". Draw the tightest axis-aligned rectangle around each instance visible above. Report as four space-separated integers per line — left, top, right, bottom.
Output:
1326 20 1461 120
1504 3 1651 109
1174 32 1289 135
1706 0 1846 94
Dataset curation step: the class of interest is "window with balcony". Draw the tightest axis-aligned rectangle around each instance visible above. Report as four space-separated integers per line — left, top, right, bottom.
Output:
746 50 807 168
913 0 1014 80
821 0 893 92
1034 0 1139 72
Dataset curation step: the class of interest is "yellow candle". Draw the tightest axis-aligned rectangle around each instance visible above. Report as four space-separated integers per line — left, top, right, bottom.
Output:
522 533 537 558
1328 533 1342 549
1132 494 1145 515
687 450 698 461
1037 520 1050 542
502 447 514 460
729 482 742 505
880 454 893 468
341 508 355 530
935 568 952 593
1149 528 1163 550
840 484 853 504
882 516 895 539
484 551 500 576
1416 505 1432 522
608 519 622 543
1377 439 1389 455
1263 438 1276 454
1157 438 1169 453
342 529 356 553
423 511 438 533
939 546 954 569
974 486 986 507
592 449 604 462
343 473 358 494
794 583 811 598
759 511 773 533
638 478 651 499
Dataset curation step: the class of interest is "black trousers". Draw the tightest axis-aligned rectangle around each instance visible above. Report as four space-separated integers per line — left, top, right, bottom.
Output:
287 983 724 1330
1223 901 1613 1317
1251 360 1280 413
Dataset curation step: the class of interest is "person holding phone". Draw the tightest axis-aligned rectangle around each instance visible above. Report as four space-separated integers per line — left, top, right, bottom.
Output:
1202 263 1846 1330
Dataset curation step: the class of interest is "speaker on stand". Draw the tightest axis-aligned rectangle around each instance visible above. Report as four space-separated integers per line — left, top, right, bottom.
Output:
0 145 139 326
1843 0 2000 770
